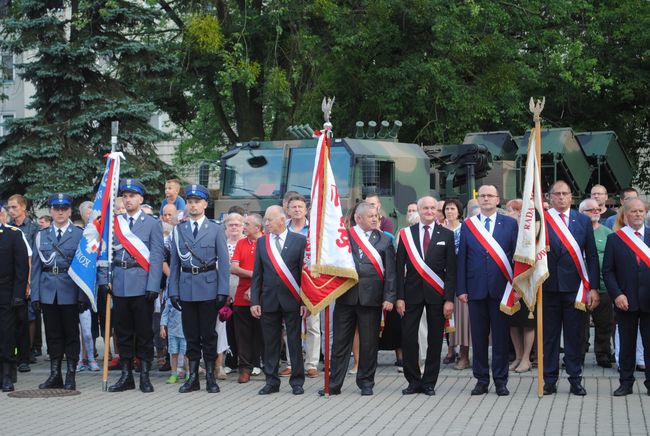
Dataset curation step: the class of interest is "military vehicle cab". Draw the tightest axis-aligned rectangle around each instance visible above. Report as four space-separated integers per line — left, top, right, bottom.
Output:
217 122 430 231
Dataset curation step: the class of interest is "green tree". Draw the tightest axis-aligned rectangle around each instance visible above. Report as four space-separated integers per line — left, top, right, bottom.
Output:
0 0 174 203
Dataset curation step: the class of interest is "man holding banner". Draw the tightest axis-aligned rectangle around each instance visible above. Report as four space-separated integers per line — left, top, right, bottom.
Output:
98 179 164 393
396 196 457 396
457 185 518 396
323 201 396 396
542 180 599 396
251 205 307 396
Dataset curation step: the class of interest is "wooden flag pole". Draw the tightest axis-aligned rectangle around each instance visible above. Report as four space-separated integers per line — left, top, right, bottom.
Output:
324 307 331 396
102 292 112 391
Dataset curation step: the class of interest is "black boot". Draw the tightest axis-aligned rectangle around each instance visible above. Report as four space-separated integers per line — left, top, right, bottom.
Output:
139 360 154 393
178 360 200 393
108 359 135 392
39 359 64 389
64 360 77 391
2 362 14 392
205 360 220 393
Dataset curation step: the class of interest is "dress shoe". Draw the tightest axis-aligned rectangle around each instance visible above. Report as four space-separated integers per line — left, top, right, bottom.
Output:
543 384 557 395
442 352 457 365
613 385 633 396
1 362 14 392
306 368 319 378
471 382 488 395
139 361 154 393
495 384 510 396
178 360 201 393
292 385 304 395
279 367 292 377
258 384 280 395
423 386 436 396
63 360 77 391
318 388 341 396
454 359 470 370
108 360 135 392
18 363 31 373
637 365 646 372
158 361 172 372
570 382 587 396
238 372 251 383
402 384 421 395
360 387 373 396
39 359 64 389
205 360 220 393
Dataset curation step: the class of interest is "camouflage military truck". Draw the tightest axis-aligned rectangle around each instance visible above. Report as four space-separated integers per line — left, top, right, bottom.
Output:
216 128 430 231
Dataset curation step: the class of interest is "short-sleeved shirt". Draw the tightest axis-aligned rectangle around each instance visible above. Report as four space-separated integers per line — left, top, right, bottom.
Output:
159 196 186 217
231 237 258 306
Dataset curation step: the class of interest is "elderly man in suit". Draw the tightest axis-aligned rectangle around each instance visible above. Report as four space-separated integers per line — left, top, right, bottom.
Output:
396 196 457 396
603 198 650 396
321 201 396 396
251 205 307 395
543 180 600 396
169 184 230 394
98 179 164 393
457 185 518 396
31 194 85 391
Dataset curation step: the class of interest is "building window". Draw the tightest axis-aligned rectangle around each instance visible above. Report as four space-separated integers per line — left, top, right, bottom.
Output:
1 114 15 136
1 53 14 82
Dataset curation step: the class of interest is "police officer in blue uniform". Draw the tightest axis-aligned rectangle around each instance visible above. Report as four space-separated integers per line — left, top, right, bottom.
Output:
0 206 29 392
31 194 86 390
169 184 230 393
98 179 164 393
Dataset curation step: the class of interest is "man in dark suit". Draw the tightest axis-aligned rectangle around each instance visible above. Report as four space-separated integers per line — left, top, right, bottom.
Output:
251 205 307 395
543 180 600 396
457 185 518 396
321 201 396 396
0 208 30 392
602 198 650 396
396 196 457 396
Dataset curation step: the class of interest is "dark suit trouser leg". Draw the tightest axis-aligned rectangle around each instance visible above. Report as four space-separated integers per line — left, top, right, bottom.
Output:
42 304 80 361
422 303 444 389
562 294 585 384
641 313 650 391
33 309 43 349
469 299 490 385
592 292 615 361
401 302 424 387
356 305 382 390
617 310 639 387
261 311 282 387
234 306 257 373
133 297 154 362
543 292 562 385
330 302 357 390
14 303 29 364
0 304 16 362
489 298 510 385
284 310 305 388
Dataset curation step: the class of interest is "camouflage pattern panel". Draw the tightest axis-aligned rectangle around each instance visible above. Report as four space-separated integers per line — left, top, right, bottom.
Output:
575 131 633 194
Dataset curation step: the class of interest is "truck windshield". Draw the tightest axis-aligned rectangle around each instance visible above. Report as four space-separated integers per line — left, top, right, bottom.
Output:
222 149 284 197
286 146 351 196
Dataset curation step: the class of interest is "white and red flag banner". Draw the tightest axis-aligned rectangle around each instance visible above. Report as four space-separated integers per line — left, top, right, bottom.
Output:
512 130 549 314
301 128 358 314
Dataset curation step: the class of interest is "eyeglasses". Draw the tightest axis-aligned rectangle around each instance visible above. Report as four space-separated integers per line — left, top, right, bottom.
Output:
581 208 598 213
551 192 572 197
478 194 498 199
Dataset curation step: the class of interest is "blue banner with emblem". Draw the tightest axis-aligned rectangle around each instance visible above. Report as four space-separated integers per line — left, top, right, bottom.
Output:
68 152 123 311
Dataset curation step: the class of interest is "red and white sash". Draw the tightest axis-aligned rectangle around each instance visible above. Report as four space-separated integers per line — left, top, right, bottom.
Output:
399 227 455 333
545 209 590 311
349 226 384 281
464 216 516 313
616 226 650 268
114 215 150 272
266 234 301 303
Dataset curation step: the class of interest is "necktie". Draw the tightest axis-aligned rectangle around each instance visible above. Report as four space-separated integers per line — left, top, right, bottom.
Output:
57 229 62 242
193 222 199 238
635 231 642 266
275 235 282 252
484 217 491 233
129 217 134 230
423 225 431 255
560 213 567 226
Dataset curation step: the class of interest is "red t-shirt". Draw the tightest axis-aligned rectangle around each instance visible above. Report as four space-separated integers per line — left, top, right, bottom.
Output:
231 237 258 306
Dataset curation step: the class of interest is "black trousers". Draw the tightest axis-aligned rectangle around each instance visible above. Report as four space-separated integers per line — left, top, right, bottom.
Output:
0 304 16 363
181 300 218 362
468 298 509 385
261 310 304 388
233 306 262 373
33 309 43 350
330 303 382 391
582 292 615 362
97 286 110 339
112 296 154 361
42 303 80 362
543 291 585 385
616 309 650 389
14 302 30 364
401 302 444 389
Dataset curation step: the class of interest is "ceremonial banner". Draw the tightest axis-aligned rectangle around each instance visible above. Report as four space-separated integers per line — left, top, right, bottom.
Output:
68 152 123 311
301 127 358 314
512 128 549 314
